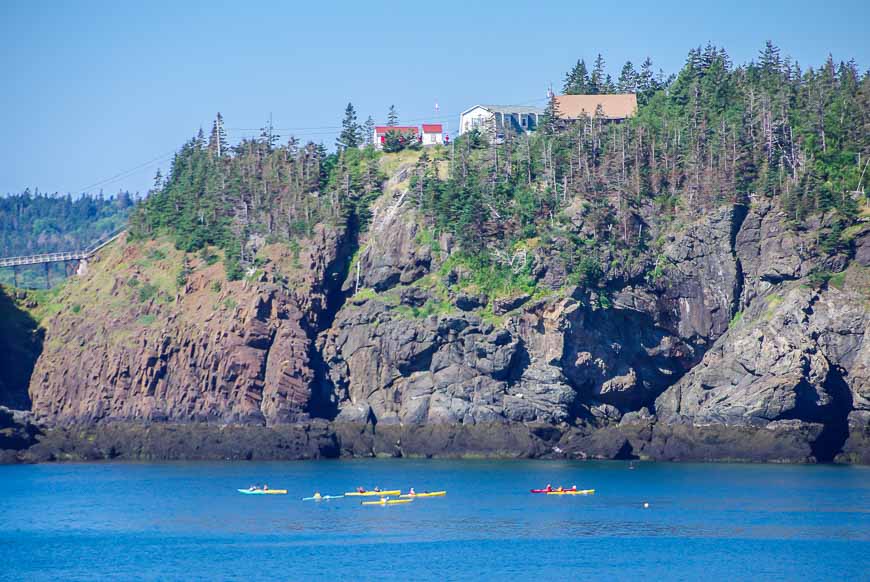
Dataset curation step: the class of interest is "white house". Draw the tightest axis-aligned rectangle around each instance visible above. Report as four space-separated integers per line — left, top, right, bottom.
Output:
458 104 545 139
421 124 443 146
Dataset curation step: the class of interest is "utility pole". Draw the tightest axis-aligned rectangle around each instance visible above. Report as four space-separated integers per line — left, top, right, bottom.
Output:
12 265 18 288
44 262 51 289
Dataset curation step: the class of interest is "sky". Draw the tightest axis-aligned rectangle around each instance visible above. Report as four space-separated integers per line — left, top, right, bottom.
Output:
1 0 868 197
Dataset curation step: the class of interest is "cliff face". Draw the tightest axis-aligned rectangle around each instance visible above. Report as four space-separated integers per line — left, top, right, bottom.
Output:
21 159 870 463
29 225 350 426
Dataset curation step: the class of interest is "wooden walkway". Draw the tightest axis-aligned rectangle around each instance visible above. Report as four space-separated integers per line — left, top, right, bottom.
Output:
0 229 126 268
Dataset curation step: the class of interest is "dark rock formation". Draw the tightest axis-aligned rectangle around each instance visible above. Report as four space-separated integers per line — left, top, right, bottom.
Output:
655 282 867 462
0 287 42 410
0 407 42 463
21 421 338 462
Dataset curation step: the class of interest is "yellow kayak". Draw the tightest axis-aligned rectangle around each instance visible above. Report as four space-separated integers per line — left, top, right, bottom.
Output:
362 498 414 506
400 491 446 498
546 489 595 495
344 490 401 497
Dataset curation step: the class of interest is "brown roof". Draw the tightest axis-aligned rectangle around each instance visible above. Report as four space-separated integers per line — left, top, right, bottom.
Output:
554 94 637 120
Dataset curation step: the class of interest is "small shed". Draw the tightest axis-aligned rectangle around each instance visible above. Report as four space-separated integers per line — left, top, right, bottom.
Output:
421 124 443 146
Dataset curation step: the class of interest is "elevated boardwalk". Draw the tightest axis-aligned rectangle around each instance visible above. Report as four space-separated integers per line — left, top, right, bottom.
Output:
0 229 126 269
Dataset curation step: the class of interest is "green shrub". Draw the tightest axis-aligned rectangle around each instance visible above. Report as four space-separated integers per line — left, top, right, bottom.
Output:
137 314 156 326
138 282 158 303
807 270 832 287
199 247 219 266
146 248 167 261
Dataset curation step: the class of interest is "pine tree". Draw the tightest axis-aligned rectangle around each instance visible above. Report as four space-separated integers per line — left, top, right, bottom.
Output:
387 105 398 126
638 57 655 95
259 116 279 150
590 54 606 94
563 59 590 94
618 61 638 93
759 40 781 75
362 116 375 146
208 113 228 157
337 102 361 150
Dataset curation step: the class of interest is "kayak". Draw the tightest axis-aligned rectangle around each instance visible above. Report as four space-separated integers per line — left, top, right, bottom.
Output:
400 491 446 498
531 488 591 494
237 489 288 495
362 498 414 506
302 495 344 501
546 489 595 495
344 490 401 496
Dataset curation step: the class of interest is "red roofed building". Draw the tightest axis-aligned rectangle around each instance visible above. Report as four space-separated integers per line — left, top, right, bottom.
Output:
373 126 419 150
421 124 443 146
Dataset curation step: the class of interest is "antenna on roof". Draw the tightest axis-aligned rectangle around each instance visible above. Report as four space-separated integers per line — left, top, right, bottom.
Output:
547 84 554 99
434 100 440 114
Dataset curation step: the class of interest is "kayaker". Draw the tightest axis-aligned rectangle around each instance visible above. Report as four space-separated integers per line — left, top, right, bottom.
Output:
374 486 381 492
314 492 322 500
546 483 552 492
409 487 416 496
357 486 366 493
264 484 269 491
571 485 577 491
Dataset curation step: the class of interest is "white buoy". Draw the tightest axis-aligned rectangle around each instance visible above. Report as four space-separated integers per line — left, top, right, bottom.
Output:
643 502 650 509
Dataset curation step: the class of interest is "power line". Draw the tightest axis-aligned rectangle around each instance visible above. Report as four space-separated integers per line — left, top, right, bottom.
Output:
76 149 177 194
74 96 551 194
225 96 550 135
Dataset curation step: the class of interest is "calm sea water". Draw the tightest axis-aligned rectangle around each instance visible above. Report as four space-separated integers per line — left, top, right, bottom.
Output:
1 460 868 581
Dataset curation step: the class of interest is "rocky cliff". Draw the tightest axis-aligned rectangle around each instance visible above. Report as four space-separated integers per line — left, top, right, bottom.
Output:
9 155 870 464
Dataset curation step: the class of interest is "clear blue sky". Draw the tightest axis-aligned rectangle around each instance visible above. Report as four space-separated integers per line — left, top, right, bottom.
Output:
1 0 867 197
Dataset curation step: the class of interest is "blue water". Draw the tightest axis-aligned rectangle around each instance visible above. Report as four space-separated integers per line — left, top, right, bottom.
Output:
1 460 868 581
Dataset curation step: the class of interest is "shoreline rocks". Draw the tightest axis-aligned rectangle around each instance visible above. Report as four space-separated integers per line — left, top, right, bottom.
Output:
1 418 859 465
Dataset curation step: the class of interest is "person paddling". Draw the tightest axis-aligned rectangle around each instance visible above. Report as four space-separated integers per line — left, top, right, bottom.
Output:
545 483 552 492
357 486 365 493
409 487 416 496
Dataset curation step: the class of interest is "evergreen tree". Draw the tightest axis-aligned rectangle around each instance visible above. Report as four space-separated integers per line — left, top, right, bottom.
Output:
259 116 279 150
590 54 606 94
387 105 398 126
759 40 782 75
618 61 638 92
638 57 656 95
362 116 375 146
337 102 361 150
563 59 590 94
208 113 228 157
